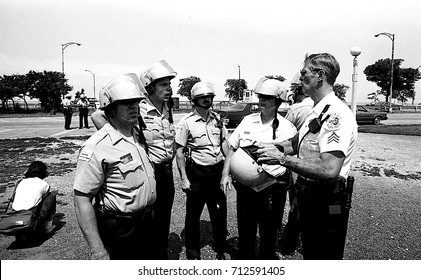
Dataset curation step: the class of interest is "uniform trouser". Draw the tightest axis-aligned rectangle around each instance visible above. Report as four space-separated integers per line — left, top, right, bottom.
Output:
79 108 89 128
63 109 72 129
296 177 348 260
278 181 300 253
185 162 227 259
235 181 287 260
153 161 175 259
95 207 156 260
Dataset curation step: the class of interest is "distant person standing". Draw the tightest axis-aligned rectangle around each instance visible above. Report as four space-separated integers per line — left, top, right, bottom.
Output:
61 93 73 130
77 92 90 129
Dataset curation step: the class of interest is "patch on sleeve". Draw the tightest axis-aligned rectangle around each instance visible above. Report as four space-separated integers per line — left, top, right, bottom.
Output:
325 112 343 131
78 148 93 162
327 131 340 144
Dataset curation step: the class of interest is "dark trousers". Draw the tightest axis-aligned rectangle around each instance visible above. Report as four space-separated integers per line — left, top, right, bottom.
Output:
235 181 287 260
79 108 89 128
96 207 156 260
185 162 227 259
153 161 175 259
278 184 300 254
296 177 349 260
63 109 72 129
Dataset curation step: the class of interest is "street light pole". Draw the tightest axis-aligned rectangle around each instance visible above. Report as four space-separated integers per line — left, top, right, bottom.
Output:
374 32 395 113
238 65 241 100
61 42 81 74
85 69 96 99
413 66 421 105
350 46 362 116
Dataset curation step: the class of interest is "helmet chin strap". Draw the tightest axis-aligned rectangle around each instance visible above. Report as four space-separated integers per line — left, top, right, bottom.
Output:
196 104 212 110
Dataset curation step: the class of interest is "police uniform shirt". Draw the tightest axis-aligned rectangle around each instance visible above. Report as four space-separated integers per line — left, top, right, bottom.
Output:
61 98 71 108
298 92 358 179
77 98 89 108
228 112 297 177
285 97 314 131
139 98 175 164
175 110 227 166
73 123 156 213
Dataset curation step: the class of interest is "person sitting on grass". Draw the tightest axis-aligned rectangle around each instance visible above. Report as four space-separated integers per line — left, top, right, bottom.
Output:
12 161 57 241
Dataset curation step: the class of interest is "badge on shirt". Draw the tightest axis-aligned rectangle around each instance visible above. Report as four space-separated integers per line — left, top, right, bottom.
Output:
325 112 342 131
244 131 250 135
78 148 93 162
120 153 133 164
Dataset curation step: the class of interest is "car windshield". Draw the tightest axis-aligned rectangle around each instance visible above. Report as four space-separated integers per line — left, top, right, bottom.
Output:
229 103 247 110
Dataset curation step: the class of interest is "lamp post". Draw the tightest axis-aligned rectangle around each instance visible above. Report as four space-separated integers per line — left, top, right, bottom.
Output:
413 66 421 105
85 69 96 99
238 65 241 100
374 32 395 113
350 46 362 116
61 42 81 74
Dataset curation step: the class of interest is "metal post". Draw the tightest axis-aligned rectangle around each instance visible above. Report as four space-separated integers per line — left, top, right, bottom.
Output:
61 42 81 75
85 70 96 99
238 65 241 100
350 47 361 116
374 32 394 113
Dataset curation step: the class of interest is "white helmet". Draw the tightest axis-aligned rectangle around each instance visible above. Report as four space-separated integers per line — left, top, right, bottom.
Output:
230 146 277 192
98 73 146 109
139 60 177 88
254 77 288 101
191 82 215 100
80 93 86 99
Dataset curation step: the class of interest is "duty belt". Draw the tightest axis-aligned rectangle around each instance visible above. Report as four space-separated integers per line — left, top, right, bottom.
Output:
96 205 154 220
153 161 173 175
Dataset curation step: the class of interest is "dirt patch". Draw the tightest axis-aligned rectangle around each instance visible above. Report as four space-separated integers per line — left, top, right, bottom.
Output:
0 128 420 260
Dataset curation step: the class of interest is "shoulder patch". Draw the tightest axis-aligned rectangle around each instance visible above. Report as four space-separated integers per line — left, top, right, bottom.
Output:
325 112 343 131
78 148 93 162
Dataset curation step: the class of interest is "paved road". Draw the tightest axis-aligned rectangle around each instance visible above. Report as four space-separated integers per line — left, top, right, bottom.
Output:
0 112 420 139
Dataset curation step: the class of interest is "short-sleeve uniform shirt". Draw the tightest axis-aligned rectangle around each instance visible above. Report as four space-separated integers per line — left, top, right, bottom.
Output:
73 123 156 213
139 98 175 164
298 92 358 179
229 112 297 177
285 97 314 131
175 110 227 166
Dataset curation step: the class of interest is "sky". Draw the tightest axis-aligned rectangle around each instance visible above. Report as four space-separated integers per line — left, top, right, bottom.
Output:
1 0 421 104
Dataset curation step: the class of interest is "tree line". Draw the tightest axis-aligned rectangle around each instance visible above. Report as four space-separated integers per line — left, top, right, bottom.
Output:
1 59 420 113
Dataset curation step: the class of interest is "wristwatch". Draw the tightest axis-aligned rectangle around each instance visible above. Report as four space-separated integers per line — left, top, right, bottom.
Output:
278 152 287 165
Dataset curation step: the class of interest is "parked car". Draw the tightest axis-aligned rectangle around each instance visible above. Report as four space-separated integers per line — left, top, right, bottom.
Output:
355 105 388 125
214 102 288 128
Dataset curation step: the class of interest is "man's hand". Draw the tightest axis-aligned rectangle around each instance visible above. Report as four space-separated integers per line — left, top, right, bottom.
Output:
220 174 232 195
181 177 191 193
255 143 284 165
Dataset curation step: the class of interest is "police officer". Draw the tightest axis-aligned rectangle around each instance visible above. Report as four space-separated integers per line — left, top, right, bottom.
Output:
61 94 72 130
77 92 90 129
175 82 228 260
255 53 358 260
91 60 177 259
74 73 157 260
220 77 297 260
139 60 177 259
277 74 313 256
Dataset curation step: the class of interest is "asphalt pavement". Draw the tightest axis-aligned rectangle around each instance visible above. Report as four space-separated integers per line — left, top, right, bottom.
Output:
0 112 420 139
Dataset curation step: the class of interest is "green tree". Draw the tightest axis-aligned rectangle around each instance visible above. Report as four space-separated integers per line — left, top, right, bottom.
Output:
367 89 384 103
177 76 201 101
224 79 247 102
25 70 72 113
363 58 409 103
333 83 350 102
